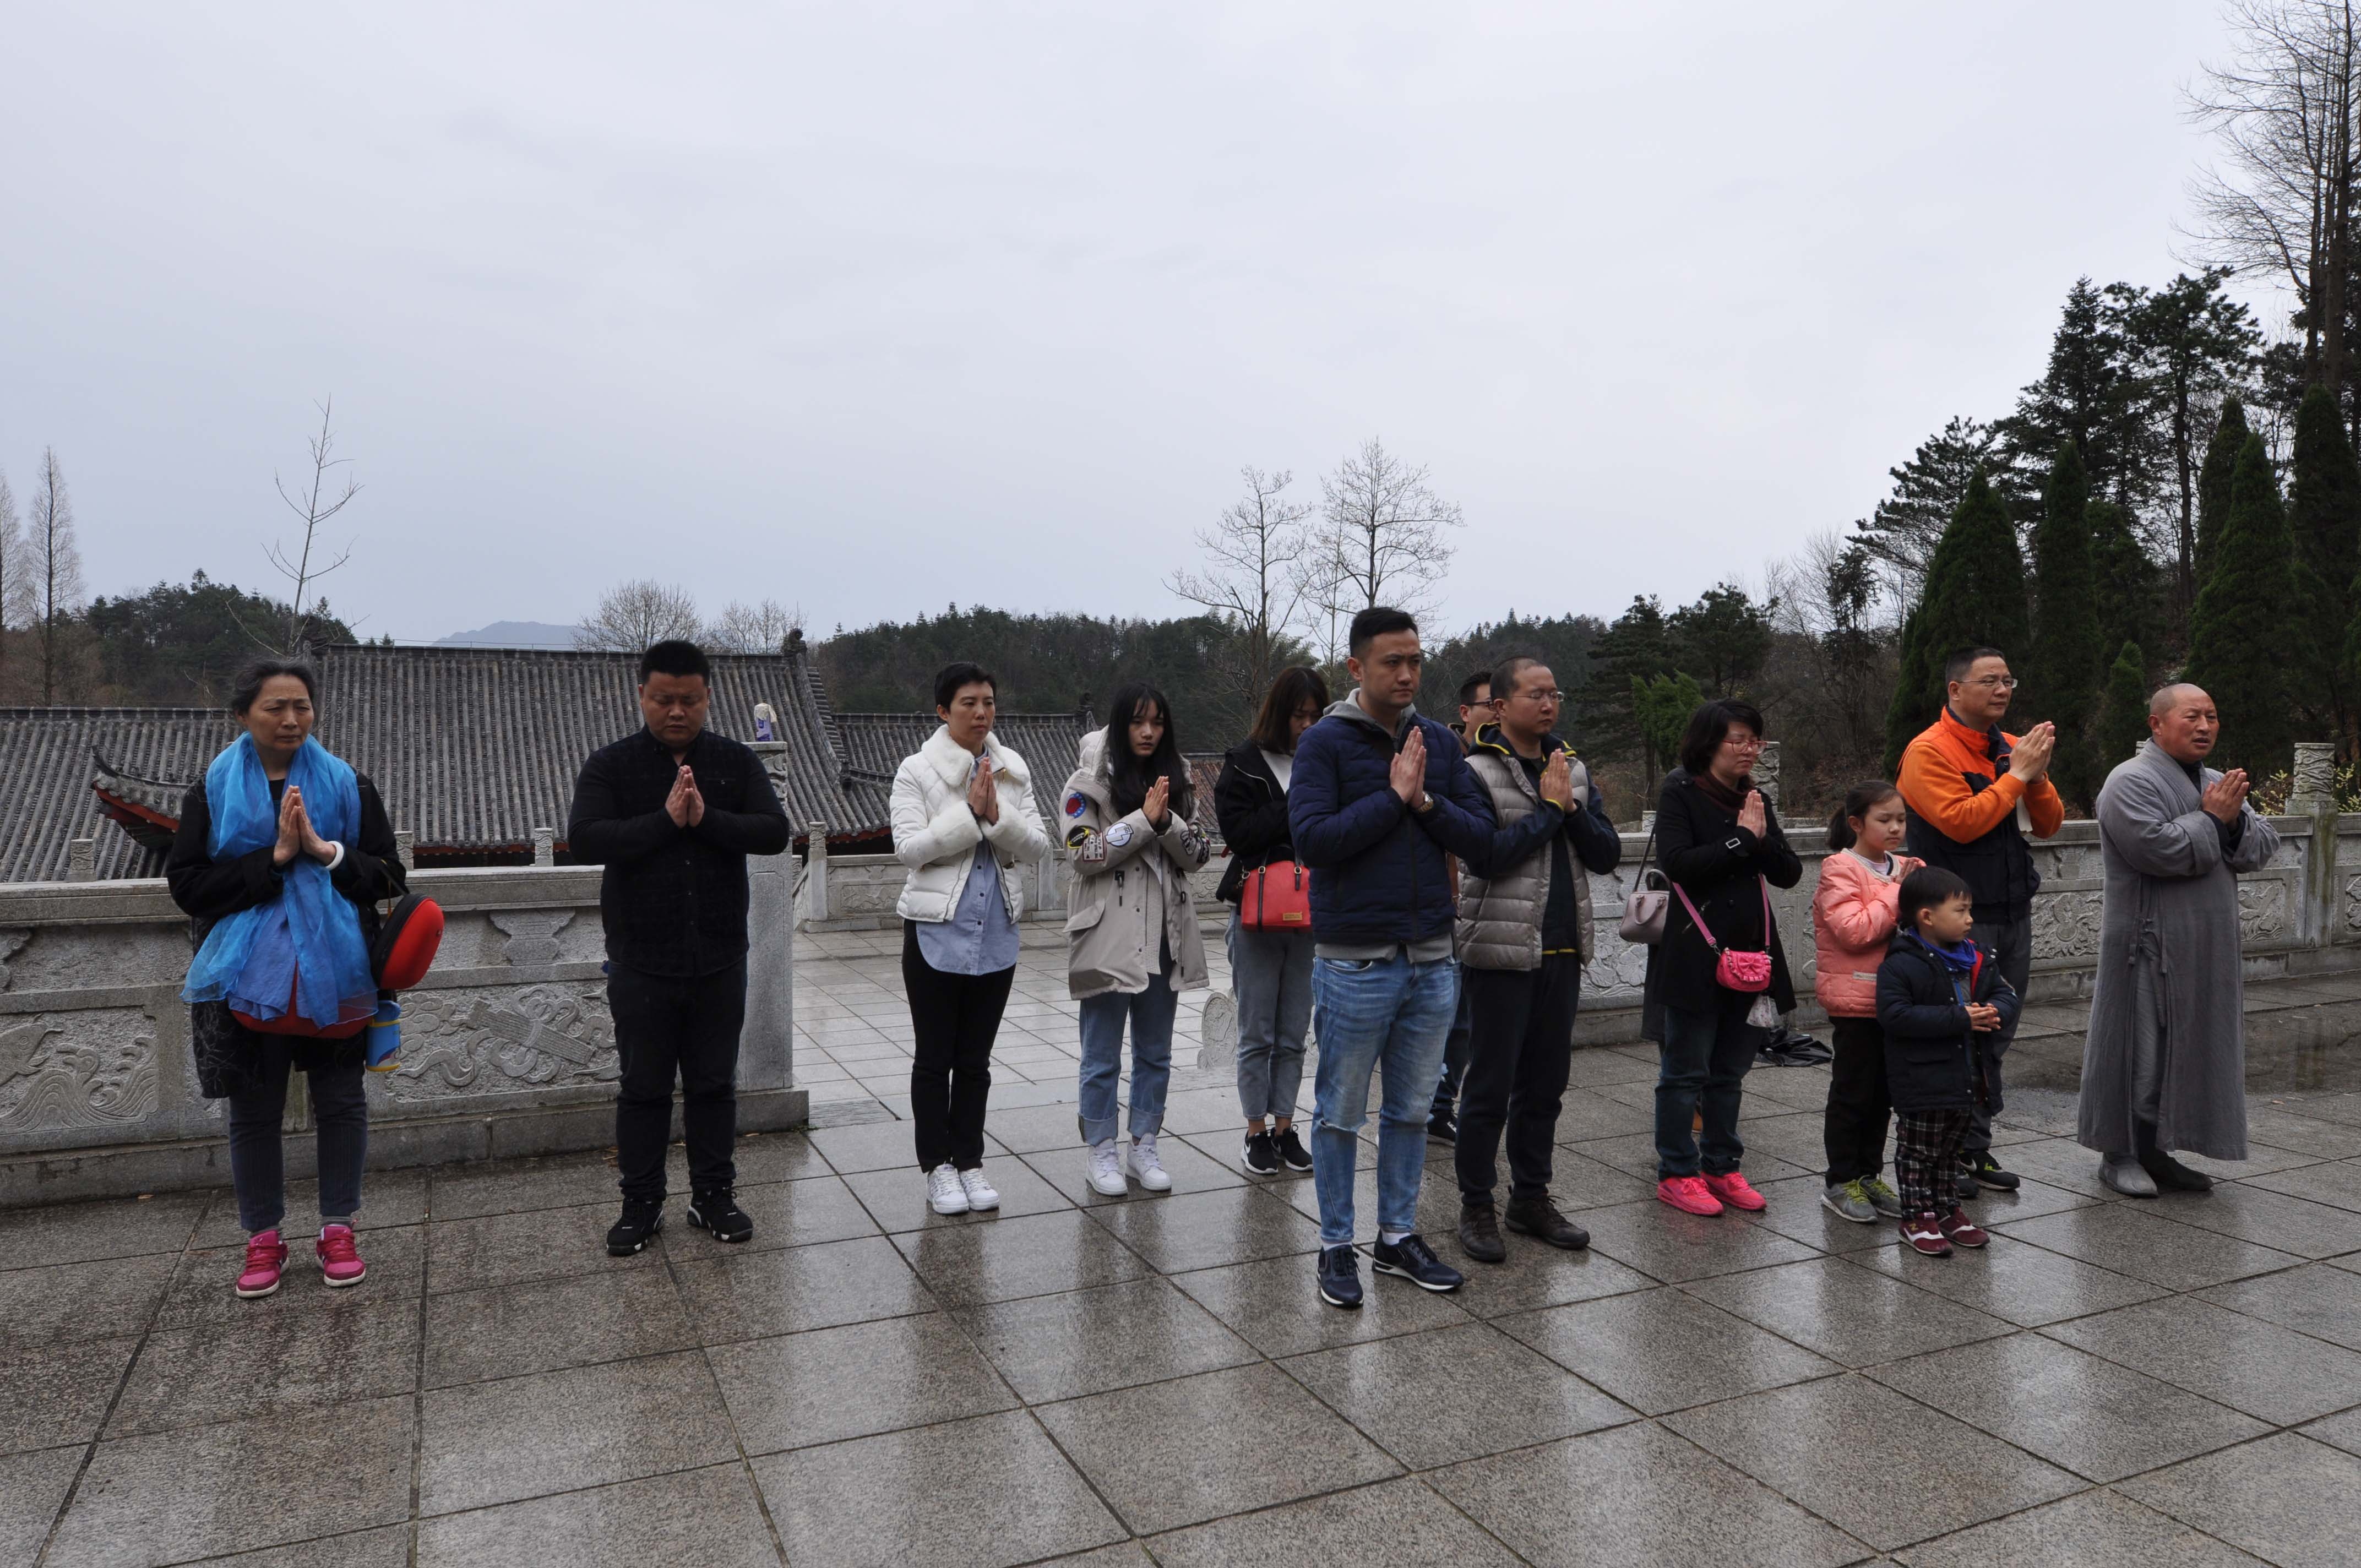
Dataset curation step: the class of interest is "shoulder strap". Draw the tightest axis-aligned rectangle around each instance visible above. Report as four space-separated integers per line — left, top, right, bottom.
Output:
1672 880 1718 950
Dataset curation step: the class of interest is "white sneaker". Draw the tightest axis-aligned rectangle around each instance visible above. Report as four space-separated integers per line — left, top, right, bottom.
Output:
959 1166 1000 1211
1087 1139 1127 1196
1127 1133 1173 1192
927 1163 971 1215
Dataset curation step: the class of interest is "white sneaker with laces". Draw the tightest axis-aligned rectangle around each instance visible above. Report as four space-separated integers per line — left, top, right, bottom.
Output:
1087 1139 1127 1196
958 1166 1000 1211
927 1163 971 1215
1127 1133 1173 1192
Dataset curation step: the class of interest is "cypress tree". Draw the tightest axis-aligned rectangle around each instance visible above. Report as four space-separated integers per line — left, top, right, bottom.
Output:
2087 500 2155 669
2098 640 2150 770
2288 383 2361 739
2194 394 2248 591
2186 433 2294 777
2030 440 2102 807
1883 470 2033 772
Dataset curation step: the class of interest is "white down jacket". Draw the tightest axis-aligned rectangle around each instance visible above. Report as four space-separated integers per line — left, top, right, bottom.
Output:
891 726 1052 923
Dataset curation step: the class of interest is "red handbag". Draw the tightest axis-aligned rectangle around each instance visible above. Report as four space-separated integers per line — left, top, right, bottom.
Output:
1239 859 1311 930
1673 877 1774 993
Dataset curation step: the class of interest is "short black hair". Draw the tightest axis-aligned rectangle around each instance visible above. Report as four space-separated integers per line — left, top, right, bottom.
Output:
1944 646 2009 685
230 657 318 715
639 639 711 684
1677 699 1767 776
1492 655 1549 701
1897 865 1973 929
1349 606 1418 657
934 661 997 711
1457 670 1492 709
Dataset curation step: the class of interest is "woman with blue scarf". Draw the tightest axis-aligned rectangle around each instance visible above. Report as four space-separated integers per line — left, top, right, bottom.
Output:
168 658 406 1300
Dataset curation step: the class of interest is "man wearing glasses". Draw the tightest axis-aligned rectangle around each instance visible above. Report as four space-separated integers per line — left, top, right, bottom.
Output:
1897 646 2063 1196
1429 670 1494 1143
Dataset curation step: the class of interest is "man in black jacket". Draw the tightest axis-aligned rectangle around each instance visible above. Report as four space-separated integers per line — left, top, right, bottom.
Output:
569 640 791 1256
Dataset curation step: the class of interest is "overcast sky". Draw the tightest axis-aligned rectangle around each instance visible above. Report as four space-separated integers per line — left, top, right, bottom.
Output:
0 1 2267 644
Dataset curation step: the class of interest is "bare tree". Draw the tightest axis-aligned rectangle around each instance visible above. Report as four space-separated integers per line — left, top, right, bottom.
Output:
265 400 363 654
1167 466 1314 708
1300 439 1462 649
0 470 26 697
28 448 84 705
578 580 702 652
704 598 804 654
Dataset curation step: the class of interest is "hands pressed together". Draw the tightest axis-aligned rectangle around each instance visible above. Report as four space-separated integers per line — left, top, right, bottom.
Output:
2006 722 2058 784
1390 728 1427 805
665 765 707 828
271 785 340 868
966 759 1000 825
2202 767 2250 824
1965 1001 2003 1032
1736 789 1766 837
1143 776 1169 829
1539 750 1573 811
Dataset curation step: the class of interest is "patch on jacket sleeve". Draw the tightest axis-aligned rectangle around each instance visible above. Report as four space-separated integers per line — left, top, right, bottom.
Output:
1065 793 1088 817
1105 821 1133 848
1073 828 1108 863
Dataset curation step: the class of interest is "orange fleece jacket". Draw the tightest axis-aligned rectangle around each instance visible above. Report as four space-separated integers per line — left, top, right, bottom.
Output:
1896 708 2065 845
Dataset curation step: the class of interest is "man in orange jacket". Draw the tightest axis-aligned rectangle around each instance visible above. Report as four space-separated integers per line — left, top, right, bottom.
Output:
1896 645 2064 1196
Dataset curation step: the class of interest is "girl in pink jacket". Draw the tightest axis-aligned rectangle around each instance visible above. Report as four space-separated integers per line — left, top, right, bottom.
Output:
1814 781 1921 1224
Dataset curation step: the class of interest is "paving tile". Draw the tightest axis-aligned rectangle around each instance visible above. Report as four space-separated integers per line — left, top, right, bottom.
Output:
1494 1286 1840 1415
131 1526 414 1565
428 1151 624 1219
2142 1180 2361 1257
416 1462 780 1568
1282 1320 1635 1469
1847 1234 2168 1327
2043 1294 2361 1425
2119 1433 2361 1567
1562 1131 1814 1186
755 1408 1123 1568
46 1395 414 1567
1166 1254 1474 1357
0 1335 138 1454
1728 1175 1903 1255
2243 1156 2361 1213
1428 1420 1866 1568
1144 1475 1525 1567
1683 1256 2015 1368
1439 1231 1660 1320
1564 1046 1660 1086
427 1204 663 1294
2245 1104 2361 1158
110 1296 420 1436
1156 1086 1255 1136
2201 1260 2361 1352
1959 1172 2106 1222
1576 1197 1824 1283
984 1099 1095 1153
0 1191 208 1271
1267 1155 1462 1238
840 1157 1074 1233
1039 1363 1400 1534
810 1119 1005 1174
1661 1374 2080 1551
1082 1186 1324 1273
954 1276 1257 1402
426 1266 695 1387
655 1174 879 1256
0 1446 83 1568
0 1253 175 1351
1987 1137 2140 1201
1021 1135 1248 1205
676 1234 938 1342
157 1224 427 1328
891 1207 1151 1307
1546 1092 1661 1142
2299 1404 2361 1457
1867 1332 2266 1483
710 1311 1016 1453
420 1349 738 1515
1994 1205 2303 1289
193 1169 433 1245
1895 1486 2268 1567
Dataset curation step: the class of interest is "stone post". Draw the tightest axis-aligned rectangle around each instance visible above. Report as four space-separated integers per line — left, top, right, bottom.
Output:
2293 741 2341 945
742 842 796 1093
394 830 415 874
67 839 95 883
531 827 554 867
804 822 830 924
1753 741 1782 810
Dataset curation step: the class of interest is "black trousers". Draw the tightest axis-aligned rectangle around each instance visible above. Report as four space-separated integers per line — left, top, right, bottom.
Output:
1823 1015 1891 1185
1456 953 1582 1205
608 959 746 1203
1966 916 2028 1156
903 921 1014 1173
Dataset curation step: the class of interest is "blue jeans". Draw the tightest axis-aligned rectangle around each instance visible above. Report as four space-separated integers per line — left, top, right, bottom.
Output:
1309 952 1457 1246
1078 967 1178 1146
1228 910 1315 1123
1654 990 1762 1179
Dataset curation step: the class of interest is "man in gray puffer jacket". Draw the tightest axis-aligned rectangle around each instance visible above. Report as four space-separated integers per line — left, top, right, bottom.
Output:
1453 656 1622 1262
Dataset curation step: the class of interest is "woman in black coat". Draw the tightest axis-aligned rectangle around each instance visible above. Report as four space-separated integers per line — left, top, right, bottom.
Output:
1214 666 1328 1176
1641 700 1803 1215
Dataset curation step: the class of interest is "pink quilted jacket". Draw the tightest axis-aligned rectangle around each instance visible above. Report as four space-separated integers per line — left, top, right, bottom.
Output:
1811 849 1923 1017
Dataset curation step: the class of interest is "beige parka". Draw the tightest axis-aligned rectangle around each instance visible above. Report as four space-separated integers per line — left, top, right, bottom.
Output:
1059 729 1211 1000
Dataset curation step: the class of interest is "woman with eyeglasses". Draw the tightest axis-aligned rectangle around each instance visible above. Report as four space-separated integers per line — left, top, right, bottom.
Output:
1641 700 1802 1217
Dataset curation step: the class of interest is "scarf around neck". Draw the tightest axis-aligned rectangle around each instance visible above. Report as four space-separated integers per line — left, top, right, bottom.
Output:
1908 929 1979 974
1692 770 1750 813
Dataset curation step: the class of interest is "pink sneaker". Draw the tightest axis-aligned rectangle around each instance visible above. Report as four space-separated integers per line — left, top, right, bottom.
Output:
1702 1171 1767 1212
316 1224 367 1287
236 1231 289 1298
1657 1176 1725 1216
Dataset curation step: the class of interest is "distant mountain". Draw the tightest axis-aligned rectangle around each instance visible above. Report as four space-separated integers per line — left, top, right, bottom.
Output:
436 620 583 649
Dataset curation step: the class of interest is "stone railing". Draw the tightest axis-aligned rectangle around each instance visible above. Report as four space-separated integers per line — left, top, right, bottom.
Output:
798 841 1226 931
0 856 802 1205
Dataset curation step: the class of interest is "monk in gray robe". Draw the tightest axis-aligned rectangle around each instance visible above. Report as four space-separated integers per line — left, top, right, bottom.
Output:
2077 684 2278 1196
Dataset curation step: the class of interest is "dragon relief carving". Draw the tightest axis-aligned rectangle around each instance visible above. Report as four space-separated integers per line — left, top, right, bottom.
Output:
2239 879 2290 943
385 983 617 1099
0 929 28 990
0 1010 158 1130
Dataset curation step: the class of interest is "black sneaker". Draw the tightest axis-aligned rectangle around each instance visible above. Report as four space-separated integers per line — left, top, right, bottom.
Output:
1316 1244 1363 1309
1458 1202 1506 1264
1242 1131 1280 1176
687 1190 754 1244
1964 1152 2021 1191
1953 1161 1981 1199
1427 1110 1459 1144
1275 1126 1313 1172
606 1198 663 1256
1371 1233 1464 1293
1504 1194 1590 1250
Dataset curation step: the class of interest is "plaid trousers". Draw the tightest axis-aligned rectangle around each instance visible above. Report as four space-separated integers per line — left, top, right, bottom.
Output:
1892 1109 1972 1215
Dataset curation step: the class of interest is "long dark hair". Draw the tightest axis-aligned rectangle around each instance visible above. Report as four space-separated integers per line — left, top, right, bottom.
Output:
1105 682 1189 820
1826 780 1901 851
1247 666 1330 753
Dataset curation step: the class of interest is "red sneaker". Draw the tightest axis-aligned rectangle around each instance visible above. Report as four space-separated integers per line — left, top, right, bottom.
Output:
236 1231 289 1298
1901 1211 1953 1257
1702 1170 1767 1212
316 1224 367 1287
1657 1176 1725 1216
1939 1207 1989 1249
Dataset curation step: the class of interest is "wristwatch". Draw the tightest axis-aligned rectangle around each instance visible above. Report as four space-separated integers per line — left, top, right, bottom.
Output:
1414 791 1434 813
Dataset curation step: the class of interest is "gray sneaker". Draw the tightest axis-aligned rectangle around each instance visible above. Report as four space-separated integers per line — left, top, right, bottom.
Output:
1821 1180 1878 1223
2100 1157 2159 1198
1859 1177 1904 1218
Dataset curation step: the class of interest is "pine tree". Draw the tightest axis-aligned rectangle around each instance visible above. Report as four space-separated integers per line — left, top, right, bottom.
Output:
1588 595 1676 770
1883 470 2033 772
2288 383 2361 741
2187 433 2294 777
1995 277 2150 506
2194 395 2249 591
2029 441 2102 807
2087 500 2156 668
1851 417 1999 598
2098 641 2150 770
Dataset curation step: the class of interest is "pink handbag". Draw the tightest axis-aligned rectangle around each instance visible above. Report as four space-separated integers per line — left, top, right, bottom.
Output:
1673 877 1774 994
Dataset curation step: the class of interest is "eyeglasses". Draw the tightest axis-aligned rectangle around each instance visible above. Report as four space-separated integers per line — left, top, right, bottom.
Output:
1510 690 1566 704
1966 676 2019 690
1722 734 1765 751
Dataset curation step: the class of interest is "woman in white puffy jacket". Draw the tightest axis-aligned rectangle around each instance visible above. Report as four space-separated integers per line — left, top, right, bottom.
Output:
891 661 1051 1215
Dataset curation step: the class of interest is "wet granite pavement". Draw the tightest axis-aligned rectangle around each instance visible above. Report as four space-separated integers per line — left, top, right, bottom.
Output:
9 930 2361 1566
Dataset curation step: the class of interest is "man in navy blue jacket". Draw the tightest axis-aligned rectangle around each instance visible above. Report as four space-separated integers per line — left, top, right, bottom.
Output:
1289 606 1521 1309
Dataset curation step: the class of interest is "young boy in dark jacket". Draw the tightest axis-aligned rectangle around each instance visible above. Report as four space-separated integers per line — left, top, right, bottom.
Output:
1876 867 2020 1257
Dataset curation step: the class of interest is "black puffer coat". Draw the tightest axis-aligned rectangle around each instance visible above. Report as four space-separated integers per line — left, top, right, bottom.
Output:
1874 931 2021 1114
1212 741 1291 903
